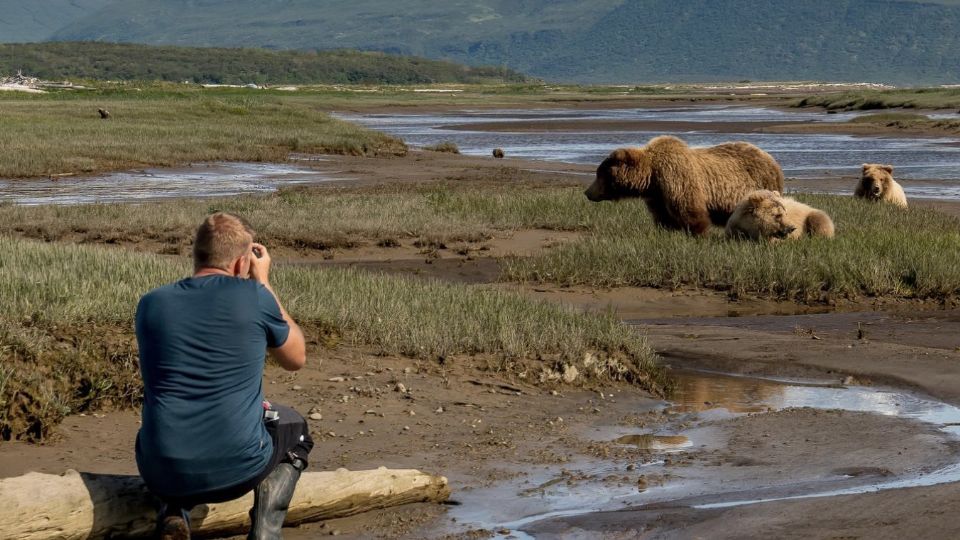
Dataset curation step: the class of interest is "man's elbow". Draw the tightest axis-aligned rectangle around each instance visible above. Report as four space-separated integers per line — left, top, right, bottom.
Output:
282 350 307 371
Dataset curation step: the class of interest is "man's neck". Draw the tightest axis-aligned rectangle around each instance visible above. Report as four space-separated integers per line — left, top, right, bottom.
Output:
194 267 235 278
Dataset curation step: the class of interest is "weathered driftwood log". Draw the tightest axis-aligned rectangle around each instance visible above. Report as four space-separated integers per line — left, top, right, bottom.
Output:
0 467 450 539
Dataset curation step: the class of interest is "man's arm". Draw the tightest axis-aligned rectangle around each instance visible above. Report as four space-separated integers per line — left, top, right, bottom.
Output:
250 242 306 371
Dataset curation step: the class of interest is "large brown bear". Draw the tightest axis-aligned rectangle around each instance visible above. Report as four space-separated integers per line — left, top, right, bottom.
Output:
584 135 784 235
726 190 835 241
855 164 907 208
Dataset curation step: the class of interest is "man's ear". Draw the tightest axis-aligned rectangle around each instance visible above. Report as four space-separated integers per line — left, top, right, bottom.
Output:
231 256 245 277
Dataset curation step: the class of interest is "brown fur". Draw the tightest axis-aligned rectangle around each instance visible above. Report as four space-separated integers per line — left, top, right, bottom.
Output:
585 135 784 235
492 148 505 159
726 190 835 241
855 164 907 208
97 108 110 119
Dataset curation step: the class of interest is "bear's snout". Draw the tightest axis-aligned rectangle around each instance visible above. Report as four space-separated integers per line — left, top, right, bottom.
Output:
773 225 796 239
584 180 604 202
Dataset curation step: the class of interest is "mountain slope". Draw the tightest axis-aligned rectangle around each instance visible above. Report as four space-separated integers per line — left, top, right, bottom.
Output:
544 0 960 83
0 0 111 43
15 0 960 84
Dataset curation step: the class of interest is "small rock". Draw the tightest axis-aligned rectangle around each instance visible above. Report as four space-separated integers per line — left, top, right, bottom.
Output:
395 383 407 393
637 476 648 491
330 530 341 536
404 367 413 374
435 407 444 414
292 385 303 391
309 413 323 421
408 410 416 416
404 426 411 431
327 377 346 382
842 375 855 386
626 463 637 471
550 390 559 396
365 410 377 415
326 431 336 437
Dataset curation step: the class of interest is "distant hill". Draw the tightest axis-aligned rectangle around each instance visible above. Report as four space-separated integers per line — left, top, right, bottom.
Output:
3 0 960 84
0 0 109 43
0 42 529 85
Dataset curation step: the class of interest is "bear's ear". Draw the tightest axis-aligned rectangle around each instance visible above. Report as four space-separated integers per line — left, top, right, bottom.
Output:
861 164 871 172
881 164 894 174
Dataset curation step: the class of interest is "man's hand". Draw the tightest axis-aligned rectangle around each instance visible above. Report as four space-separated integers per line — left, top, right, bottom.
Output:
250 242 307 371
249 242 271 285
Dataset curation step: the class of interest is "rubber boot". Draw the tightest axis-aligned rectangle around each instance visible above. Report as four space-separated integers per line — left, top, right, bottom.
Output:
247 461 303 540
156 505 191 540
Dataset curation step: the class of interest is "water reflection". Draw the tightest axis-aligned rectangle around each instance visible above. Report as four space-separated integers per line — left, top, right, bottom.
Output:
614 434 692 450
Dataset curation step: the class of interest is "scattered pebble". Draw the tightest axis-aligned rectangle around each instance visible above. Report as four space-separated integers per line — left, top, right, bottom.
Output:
327 377 346 382
326 431 336 437
309 413 323 421
435 407 444 414
292 385 303 391
404 426 411 431
395 383 407 393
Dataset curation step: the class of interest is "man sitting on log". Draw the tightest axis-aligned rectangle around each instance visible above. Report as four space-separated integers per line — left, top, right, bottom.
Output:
135 212 313 540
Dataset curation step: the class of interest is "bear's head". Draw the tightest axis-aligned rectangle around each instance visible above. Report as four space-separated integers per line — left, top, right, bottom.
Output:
738 190 795 240
859 164 895 200
585 147 653 202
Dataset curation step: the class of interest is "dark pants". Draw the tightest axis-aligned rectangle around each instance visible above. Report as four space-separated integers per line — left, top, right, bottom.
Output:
158 403 314 511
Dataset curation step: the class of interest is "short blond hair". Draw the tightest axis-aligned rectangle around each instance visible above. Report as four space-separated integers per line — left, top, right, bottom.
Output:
193 212 254 271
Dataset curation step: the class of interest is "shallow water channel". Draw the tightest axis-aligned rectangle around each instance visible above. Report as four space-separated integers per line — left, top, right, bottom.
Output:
0 161 346 205
337 106 960 196
444 369 960 538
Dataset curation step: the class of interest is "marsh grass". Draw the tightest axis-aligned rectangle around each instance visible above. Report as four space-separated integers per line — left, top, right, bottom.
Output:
0 95 406 177
0 182 604 248
848 112 960 132
423 141 461 154
504 194 960 302
796 88 960 111
0 233 661 440
5 186 959 303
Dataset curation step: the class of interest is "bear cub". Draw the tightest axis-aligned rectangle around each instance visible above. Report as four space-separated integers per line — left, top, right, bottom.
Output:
726 190 835 242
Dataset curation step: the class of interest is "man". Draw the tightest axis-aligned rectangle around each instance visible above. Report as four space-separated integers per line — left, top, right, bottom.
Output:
135 212 313 540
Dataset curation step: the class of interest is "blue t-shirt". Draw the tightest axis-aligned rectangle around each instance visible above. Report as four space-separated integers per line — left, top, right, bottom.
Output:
134 275 290 497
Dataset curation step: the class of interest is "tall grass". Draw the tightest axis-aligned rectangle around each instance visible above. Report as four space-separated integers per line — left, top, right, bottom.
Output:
0 233 661 440
504 195 960 302
5 186 959 303
0 95 406 177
